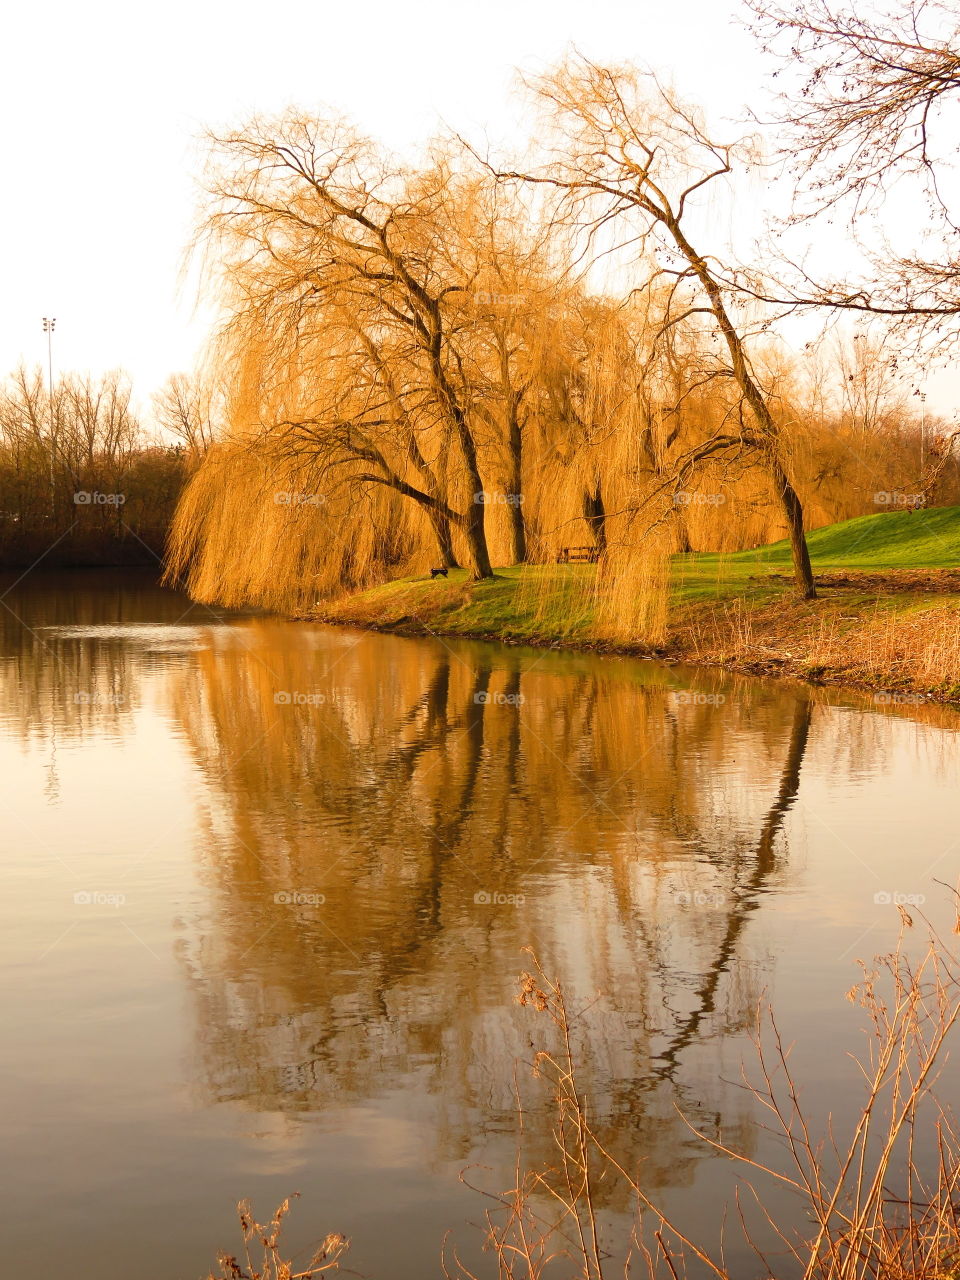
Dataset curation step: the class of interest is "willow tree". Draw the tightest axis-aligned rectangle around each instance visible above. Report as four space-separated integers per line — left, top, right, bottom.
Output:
499 57 818 599
188 117 496 579
513 290 642 559
429 174 563 565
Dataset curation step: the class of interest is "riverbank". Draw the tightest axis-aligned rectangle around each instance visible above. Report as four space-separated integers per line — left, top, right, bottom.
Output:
0 529 168 568
313 506 960 704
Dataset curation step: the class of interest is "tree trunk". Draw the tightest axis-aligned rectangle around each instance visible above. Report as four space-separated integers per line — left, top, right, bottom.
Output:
582 482 606 554
430 367 494 579
464 497 494 579
666 216 817 601
506 413 527 564
428 508 460 568
673 516 692 554
450 420 493 579
507 501 526 565
770 456 817 600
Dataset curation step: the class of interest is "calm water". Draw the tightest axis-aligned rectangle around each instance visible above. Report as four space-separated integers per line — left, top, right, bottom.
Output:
2 570 959 1279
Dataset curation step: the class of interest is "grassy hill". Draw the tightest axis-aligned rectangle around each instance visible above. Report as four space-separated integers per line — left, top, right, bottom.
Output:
675 505 960 601
316 505 960 699
741 504 960 568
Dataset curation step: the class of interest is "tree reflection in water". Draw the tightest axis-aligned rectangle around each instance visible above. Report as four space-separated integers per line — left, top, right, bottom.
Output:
168 622 817 1197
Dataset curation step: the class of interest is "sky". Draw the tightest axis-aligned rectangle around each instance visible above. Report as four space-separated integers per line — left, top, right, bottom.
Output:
1 0 955 419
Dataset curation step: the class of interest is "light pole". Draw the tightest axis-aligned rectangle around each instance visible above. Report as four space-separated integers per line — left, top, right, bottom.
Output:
914 386 927 481
42 317 56 514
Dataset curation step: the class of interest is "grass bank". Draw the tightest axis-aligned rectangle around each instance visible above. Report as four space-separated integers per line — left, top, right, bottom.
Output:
314 506 960 703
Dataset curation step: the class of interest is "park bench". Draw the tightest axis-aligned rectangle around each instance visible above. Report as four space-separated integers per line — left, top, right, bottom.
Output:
556 545 600 564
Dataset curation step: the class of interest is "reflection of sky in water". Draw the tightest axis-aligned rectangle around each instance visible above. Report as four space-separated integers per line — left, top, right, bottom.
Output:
1 570 959 1280
36 623 220 648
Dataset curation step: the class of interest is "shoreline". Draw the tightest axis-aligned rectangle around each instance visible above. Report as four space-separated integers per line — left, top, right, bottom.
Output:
309 571 960 708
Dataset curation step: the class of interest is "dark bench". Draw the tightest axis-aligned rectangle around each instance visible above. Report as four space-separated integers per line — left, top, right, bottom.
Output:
556 545 600 564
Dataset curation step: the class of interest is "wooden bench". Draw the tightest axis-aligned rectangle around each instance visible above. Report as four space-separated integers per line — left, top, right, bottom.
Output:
556 545 600 564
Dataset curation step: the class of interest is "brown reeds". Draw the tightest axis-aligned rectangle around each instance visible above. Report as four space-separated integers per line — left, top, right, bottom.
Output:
447 929 960 1280
206 1195 348 1280
681 595 960 696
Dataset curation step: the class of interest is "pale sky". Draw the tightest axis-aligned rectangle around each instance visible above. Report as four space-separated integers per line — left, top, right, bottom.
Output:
1 0 955 419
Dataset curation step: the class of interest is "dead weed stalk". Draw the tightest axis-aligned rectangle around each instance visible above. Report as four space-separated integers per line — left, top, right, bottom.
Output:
206 1195 348 1280
450 930 960 1280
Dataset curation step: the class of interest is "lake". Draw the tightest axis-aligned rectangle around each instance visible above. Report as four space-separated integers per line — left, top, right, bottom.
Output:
1 570 958 1279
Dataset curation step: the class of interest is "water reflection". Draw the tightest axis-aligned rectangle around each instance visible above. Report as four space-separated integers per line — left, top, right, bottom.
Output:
156 621 829 1187
0 569 227 745
3 571 960 1276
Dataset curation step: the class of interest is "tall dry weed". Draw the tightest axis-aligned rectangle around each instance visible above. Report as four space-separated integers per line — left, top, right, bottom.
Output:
448 924 960 1280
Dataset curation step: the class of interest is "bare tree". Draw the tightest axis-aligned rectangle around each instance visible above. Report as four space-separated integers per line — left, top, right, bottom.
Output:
0 364 185 560
154 373 219 458
61 372 139 480
746 0 960 332
0 366 56 524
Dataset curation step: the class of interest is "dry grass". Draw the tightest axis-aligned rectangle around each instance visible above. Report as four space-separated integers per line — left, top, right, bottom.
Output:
680 596 960 697
814 606 960 689
442 932 960 1280
205 1196 348 1280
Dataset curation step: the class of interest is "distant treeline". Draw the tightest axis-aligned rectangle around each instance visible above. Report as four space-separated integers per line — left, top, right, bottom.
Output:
0 367 204 568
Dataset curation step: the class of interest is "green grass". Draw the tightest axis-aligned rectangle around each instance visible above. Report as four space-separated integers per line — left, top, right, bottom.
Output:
319 505 960 640
328 563 597 641
798 504 960 566
674 505 960 601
